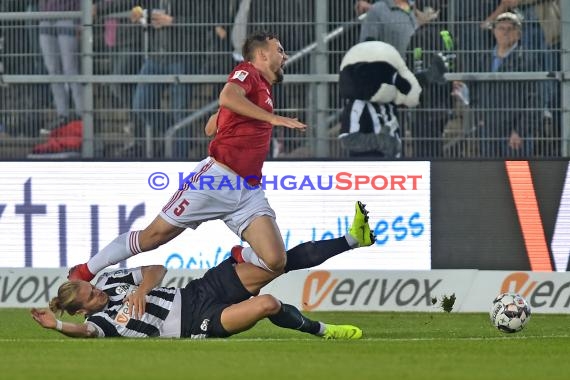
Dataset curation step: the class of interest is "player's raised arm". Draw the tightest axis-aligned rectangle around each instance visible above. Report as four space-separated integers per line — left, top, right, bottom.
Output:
269 115 307 131
218 82 273 123
219 83 306 130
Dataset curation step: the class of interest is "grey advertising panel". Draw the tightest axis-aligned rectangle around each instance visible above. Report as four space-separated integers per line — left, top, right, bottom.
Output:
431 161 568 271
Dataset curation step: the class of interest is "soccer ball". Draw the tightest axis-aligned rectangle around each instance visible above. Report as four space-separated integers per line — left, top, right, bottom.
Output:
489 293 531 333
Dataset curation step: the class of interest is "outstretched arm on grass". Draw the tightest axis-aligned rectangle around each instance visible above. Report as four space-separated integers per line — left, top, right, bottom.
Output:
30 308 98 338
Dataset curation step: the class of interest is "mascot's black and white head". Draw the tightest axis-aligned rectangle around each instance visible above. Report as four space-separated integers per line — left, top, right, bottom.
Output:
339 41 421 107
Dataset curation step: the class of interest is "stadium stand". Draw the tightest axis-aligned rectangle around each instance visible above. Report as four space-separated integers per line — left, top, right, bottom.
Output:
0 0 564 159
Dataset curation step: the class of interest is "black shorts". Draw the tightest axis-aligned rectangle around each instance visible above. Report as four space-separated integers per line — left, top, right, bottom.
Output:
179 258 253 338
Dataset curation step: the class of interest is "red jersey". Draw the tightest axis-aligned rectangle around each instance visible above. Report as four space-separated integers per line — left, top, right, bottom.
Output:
209 62 274 186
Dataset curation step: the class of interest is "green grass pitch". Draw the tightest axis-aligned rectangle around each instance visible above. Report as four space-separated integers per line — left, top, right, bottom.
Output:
1 309 569 380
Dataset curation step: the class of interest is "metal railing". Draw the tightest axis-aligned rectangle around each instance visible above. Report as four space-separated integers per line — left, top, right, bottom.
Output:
0 1 567 159
163 10 367 158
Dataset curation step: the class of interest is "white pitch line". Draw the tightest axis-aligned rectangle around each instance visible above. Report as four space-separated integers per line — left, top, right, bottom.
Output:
0 335 569 343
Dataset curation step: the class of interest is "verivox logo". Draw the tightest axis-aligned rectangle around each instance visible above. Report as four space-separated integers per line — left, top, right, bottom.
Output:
302 272 339 311
500 272 570 308
301 271 441 311
500 272 538 298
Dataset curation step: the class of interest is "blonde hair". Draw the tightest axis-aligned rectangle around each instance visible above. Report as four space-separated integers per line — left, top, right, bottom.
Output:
49 281 83 316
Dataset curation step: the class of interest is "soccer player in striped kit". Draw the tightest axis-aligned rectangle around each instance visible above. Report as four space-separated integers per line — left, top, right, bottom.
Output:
31 203 374 340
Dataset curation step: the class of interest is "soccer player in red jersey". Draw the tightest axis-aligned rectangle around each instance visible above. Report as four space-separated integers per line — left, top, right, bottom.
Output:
68 31 315 283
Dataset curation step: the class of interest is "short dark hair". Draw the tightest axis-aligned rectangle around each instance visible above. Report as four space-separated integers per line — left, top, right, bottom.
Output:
242 31 280 62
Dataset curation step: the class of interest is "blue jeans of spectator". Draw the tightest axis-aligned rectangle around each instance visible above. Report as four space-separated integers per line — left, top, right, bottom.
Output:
110 46 142 108
521 6 555 110
132 58 191 158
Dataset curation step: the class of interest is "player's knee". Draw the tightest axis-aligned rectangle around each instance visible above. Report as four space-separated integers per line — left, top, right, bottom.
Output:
264 252 287 273
257 295 281 316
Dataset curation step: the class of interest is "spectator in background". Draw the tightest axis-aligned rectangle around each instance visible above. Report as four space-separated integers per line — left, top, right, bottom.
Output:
208 0 246 94
210 4 236 69
354 0 372 17
93 0 143 110
356 0 445 158
529 0 561 156
129 1 188 158
358 0 418 57
484 0 560 156
38 0 84 132
457 12 541 157
352 0 417 159
0 14 6 137
0 1 53 138
533 0 561 53
407 0 452 158
222 0 251 65
209 0 315 78
454 0 499 73
128 0 218 159
457 0 558 74
484 0 555 66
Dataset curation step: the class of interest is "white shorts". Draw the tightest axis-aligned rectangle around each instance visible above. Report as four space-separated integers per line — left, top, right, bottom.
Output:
159 157 276 238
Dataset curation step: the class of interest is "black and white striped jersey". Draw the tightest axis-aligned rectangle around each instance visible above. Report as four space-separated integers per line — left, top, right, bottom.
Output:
339 99 402 158
85 268 180 338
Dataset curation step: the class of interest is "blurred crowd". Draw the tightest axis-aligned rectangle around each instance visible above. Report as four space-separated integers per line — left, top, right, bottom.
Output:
0 0 562 159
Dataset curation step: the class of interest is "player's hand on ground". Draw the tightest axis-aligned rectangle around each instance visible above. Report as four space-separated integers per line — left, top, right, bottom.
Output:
30 308 56 329
270 115 307 131
124 291 147 319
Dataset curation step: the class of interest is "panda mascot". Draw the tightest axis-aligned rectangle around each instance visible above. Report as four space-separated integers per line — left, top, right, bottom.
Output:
338 41 424 158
